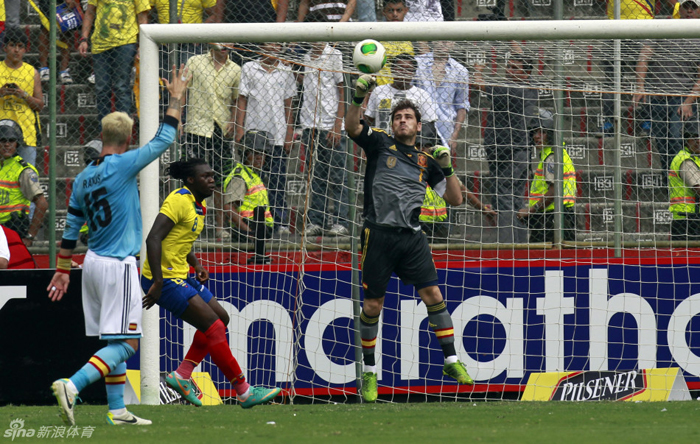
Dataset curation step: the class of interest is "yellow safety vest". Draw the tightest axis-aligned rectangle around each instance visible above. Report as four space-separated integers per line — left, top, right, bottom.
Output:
0 155 39 224
668 147 700 220
529 146 576 212
420 186 448 222
223 163 274 228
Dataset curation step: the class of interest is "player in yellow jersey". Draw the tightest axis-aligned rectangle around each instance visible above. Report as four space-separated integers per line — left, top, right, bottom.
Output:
140 158 281 408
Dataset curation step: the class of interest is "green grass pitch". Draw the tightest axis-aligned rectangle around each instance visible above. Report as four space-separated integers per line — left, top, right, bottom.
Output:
2 402 699 443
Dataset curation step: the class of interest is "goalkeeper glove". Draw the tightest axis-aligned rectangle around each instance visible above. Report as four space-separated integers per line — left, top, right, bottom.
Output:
352 74 376 106
432 145 454 177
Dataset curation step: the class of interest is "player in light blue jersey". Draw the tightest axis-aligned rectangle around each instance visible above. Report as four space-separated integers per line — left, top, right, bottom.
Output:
46 65 190 427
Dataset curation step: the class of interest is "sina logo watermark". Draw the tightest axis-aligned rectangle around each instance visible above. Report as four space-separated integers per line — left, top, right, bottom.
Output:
4 419 34 441
3 418 95 440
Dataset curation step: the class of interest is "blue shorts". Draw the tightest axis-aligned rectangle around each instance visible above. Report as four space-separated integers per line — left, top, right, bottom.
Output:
140 276 213 318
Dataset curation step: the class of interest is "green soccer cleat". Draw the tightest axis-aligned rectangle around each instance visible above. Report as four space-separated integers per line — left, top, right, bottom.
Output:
165 371 203 407
361 372 378 403
51 379 77 426
106 411 152 425
238 386 282 409
443 361 474 385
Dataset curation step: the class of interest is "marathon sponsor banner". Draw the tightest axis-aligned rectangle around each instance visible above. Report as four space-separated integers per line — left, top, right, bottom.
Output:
158 258 700 394
522 368 691 401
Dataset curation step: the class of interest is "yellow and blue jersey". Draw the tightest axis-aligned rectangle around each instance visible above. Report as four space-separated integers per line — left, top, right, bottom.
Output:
141 186 206 280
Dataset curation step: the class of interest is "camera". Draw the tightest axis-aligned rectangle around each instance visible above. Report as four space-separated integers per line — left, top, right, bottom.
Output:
4 83 19 89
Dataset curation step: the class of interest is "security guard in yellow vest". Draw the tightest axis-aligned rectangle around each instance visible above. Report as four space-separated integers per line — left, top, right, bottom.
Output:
223 131 274 264
517 111 577 243
418 126 497 242
417 126 450 241
0 119 48 246
668 121 700 241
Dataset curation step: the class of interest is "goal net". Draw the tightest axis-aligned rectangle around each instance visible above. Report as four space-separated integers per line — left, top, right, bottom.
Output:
137 20 700 405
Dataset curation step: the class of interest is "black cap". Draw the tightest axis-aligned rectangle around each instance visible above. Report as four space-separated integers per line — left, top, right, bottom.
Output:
416 123 439 148
0 119 23 145
241 130 272 155
685 121 700 139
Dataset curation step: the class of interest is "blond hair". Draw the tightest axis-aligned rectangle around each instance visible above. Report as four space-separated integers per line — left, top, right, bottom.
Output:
101 112 134 146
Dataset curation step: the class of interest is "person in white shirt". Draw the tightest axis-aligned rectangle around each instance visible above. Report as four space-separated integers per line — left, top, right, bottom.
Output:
298 39 350 237
365 53 438 135
404 0 443 21
235 43 297 234
414 40 469 151
183 43 241 240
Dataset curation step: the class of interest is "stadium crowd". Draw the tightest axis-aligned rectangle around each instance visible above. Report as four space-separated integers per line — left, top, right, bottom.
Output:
0 0 698 255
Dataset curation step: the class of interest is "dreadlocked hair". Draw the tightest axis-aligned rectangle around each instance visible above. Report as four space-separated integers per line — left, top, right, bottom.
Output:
167 158 208 181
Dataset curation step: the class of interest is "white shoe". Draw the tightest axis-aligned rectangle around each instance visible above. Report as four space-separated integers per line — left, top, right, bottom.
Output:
277 226 291 235
51 379 77 426
40 67 49 82
59 69 74 84
304 223 324 236
87 72 95 84
327 224 349 236
106 411 152 425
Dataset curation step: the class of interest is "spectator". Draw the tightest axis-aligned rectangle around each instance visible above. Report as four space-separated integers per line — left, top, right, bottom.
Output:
182 43 241 240
34 0 82 84
235 42 296 235
0 222 8 268
1 224 36 268
365 53 438 134
414 40 469 151
0 27 44 167
151 0 221 69
517 110 576 243
79 0 150 131
404 0 443 21
223 131 274 264
417 126 496 242
668 121 700 240
596 0 676 136
376 0 414 86
472 51 539 244
356 0 376 21
297 0 356 21
633 0 700 176
223 0 288 24
0 119 48 247
151 0 220 23
298 36 349 237
3 0 19 31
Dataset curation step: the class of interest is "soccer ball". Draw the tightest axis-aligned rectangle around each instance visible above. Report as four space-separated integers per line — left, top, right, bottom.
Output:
353 39 387 74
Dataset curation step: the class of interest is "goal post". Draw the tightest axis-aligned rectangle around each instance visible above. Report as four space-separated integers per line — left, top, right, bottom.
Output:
138 20 700 405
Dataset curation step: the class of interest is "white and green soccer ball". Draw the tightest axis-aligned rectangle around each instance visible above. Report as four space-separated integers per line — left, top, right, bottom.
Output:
353 39 387 74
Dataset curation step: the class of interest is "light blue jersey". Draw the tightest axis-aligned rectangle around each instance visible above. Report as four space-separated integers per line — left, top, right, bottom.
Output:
63 121 177 260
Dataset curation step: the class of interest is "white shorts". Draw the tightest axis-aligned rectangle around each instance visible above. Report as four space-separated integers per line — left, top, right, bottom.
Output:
81 250 142 339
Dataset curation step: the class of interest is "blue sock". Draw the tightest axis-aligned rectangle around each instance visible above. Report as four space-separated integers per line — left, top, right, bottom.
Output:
105 361 127 411
70 341 135 392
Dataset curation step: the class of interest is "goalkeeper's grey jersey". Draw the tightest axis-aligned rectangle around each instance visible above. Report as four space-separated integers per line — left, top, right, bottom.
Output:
351 122 446 231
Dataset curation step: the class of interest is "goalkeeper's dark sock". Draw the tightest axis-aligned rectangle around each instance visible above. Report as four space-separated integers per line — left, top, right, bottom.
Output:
105 361 127 413
176 330 209 380
205 319 250 395
427 301 457 358
360 309 380 367
70 341 135 392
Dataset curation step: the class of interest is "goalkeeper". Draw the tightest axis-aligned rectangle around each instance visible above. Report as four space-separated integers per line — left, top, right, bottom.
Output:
346 75 474 403
140 158 281 408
